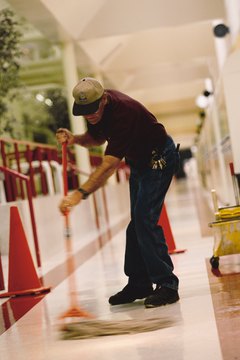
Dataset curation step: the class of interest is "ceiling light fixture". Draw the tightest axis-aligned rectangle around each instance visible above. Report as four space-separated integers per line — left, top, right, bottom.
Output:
213 24 230 38
195 89 213 109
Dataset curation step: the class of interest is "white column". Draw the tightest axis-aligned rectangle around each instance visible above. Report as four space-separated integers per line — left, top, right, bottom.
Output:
224 0 240 44
61 41 91 183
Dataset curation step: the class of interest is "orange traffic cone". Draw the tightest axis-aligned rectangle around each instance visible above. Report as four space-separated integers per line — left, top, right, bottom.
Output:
158 204 186 254
0 206 51 298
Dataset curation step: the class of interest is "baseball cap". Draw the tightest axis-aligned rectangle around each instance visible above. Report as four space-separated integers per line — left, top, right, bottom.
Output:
72 77 104 116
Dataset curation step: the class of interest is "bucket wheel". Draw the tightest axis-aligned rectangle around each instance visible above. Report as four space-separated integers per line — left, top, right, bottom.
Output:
210 256 219 269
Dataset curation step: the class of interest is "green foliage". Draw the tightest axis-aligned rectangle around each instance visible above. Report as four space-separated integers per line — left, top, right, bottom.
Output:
0 8 22 135
0 9 71 143
16 88 71 144
44 88 70 133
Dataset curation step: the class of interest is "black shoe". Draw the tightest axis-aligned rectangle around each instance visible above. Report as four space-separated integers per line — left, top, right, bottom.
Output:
109 284 153 305
144 286 179 308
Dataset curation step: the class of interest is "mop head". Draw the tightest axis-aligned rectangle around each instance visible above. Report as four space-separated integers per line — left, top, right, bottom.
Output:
60 318 173 340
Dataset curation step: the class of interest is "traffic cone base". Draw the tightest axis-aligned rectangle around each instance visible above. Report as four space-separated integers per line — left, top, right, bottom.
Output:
1 206 51 298
168 248 186 255
0 286 51 298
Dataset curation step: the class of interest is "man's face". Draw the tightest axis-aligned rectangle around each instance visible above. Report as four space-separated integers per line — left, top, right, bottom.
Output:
84 95 106 124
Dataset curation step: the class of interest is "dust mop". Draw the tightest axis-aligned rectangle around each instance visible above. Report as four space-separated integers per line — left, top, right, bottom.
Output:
61 317 174 340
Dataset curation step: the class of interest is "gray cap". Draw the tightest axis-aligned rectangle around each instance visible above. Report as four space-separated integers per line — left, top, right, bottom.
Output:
72 77 104 116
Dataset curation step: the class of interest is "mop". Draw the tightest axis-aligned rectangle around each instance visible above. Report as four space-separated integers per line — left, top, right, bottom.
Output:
59 142 94 320
61 317 174 340
59 143 174 339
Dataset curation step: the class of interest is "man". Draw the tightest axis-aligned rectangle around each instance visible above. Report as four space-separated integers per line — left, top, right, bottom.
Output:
56 77 180 308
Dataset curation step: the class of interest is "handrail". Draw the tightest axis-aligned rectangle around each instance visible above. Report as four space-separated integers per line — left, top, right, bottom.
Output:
0 137 57 149
0 166 42 268
0 138 61 200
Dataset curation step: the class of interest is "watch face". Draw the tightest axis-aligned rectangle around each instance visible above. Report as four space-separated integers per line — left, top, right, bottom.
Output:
213 24 229 38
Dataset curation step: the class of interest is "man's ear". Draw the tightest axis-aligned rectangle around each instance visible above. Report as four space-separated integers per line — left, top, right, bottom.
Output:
103 93 108 105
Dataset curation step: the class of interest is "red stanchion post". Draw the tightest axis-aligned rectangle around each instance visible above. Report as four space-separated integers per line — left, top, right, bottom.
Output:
26 145 36 197
0 140 13 201
0 252 5 291
14 142 25 199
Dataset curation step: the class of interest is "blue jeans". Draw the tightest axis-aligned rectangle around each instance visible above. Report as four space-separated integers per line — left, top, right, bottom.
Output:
124 136 180 290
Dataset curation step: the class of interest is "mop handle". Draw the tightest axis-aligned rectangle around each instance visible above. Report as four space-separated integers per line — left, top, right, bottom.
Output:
211 189 219 218
62 142 68 196
62 142 71 228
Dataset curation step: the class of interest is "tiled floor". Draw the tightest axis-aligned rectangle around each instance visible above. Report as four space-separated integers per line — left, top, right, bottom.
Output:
1 173 240 360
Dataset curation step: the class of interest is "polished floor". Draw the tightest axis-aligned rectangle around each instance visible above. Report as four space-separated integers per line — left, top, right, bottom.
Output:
1 169 240 360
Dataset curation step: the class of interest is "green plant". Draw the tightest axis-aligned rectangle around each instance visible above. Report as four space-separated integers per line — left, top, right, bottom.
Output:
0 8 22 135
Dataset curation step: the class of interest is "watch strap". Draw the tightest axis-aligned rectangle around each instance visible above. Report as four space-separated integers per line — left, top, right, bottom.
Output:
78 187 90 199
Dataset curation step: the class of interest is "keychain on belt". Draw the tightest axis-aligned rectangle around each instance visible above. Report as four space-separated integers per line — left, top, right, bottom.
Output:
151 149 166 170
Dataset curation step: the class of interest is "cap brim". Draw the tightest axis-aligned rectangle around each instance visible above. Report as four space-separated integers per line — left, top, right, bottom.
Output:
72 98 102 116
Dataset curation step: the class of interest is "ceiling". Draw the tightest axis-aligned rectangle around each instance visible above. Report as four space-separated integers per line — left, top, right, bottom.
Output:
4 0 228 148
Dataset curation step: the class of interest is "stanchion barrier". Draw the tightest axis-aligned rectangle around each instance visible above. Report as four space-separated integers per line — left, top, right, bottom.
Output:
0 252 5 290
0 137 59 200
158 204 186 254
0 206 51 298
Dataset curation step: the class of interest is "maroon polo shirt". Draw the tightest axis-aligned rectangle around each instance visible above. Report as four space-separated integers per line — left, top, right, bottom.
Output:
86 90 167 167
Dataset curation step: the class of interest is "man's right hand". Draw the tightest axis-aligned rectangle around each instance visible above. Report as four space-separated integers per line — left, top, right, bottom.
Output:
56 128 75 145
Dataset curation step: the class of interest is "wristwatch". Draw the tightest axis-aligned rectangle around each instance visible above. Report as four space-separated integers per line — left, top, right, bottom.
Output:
78 187 90 199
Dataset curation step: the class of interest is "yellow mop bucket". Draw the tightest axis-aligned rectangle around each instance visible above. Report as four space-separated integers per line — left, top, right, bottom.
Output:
218 206 240 219
209 218 240 257
209 164 240 269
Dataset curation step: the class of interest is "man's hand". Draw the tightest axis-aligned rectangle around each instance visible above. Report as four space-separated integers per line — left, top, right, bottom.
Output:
56 128 75 145
59 190 83 214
